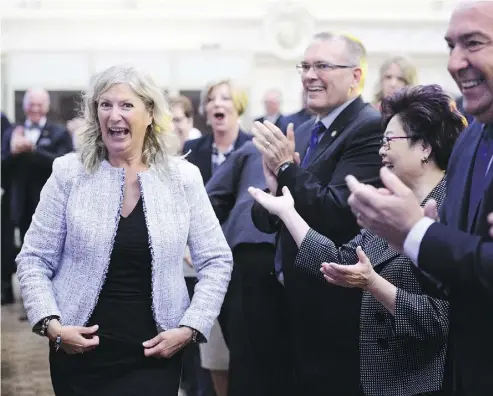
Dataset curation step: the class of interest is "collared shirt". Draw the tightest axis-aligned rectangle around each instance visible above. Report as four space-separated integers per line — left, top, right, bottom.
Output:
265 113 281 124
211 141 236 174
24 117 47 146
403 123 493 265
315 97 357 142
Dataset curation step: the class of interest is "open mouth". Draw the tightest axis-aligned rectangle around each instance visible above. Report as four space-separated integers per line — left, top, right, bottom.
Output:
108 127 130 137
213 112 225 121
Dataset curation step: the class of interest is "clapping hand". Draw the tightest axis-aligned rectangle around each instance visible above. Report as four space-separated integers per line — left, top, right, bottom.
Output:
248 186 294 217
252 121 296 174
321 246 376 290
10 126 34 154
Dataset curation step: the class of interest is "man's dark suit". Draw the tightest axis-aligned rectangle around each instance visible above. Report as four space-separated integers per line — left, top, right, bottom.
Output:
251 96 383 395
182 131 252 185
1 121 73 239
254 114 289 134
1 112 15 304
417 121 493 395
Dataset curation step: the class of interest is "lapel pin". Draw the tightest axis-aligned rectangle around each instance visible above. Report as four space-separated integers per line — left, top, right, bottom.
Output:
331 130 337 137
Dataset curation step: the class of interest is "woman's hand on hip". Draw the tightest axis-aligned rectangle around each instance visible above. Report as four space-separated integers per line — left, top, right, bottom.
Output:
48 321 100 354
143 327 192 358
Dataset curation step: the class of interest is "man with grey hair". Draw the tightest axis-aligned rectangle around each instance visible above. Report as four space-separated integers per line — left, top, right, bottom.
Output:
255 88 289 133
1 88 72 315
251 32 382 395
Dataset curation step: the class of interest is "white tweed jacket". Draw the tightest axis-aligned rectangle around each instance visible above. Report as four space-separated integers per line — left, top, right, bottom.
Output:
16 153 233 341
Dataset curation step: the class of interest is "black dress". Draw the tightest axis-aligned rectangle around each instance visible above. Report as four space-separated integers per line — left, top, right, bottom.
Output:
49 198 182 396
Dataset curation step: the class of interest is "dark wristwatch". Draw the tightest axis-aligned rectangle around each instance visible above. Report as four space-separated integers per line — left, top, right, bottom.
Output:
190 328 199 344
33 315 60 337
181 325 199 344
277 161 294 178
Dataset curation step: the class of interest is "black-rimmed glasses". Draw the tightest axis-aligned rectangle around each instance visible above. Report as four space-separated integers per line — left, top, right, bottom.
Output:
380 136 412 150
295 62 356 74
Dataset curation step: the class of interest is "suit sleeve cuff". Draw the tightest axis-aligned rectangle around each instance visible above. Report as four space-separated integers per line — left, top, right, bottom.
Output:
403 217 435 265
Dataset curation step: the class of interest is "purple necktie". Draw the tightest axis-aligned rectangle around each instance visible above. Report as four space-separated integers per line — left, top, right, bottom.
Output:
301 121 326 168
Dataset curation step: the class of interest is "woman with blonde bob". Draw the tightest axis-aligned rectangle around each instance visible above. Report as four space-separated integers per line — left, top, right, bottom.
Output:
182 78 252 396
16 65 233 395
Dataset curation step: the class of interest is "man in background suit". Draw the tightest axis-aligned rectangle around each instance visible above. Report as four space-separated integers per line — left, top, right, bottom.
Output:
251 32 382 395
254 89 289 134
284 91 314 130
346 2 493 394
1 89 72 319
2 89 73 242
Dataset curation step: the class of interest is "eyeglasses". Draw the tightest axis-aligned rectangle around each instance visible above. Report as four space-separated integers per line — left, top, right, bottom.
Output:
380 136 412 150
295 62 356 75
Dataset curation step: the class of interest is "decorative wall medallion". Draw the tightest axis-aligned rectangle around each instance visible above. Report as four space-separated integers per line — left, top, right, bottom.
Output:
263 2 315 60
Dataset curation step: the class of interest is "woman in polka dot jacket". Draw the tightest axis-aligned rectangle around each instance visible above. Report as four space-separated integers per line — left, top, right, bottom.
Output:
249 85 467 396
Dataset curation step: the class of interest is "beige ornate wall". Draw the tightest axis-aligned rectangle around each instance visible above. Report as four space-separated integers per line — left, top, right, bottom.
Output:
1 0 460 120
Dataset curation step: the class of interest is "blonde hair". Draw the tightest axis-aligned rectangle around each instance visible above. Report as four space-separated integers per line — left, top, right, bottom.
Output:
373 55 418 104
199 79 248 117
78 65 179 173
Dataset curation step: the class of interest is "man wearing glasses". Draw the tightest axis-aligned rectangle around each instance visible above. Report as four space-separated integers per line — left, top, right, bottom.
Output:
251 32 383 395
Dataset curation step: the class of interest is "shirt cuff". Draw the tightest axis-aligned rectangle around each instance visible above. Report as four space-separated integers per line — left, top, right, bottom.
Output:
403 217 435 266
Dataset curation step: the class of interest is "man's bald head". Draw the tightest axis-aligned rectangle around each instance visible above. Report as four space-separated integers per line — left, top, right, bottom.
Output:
23 88 50 123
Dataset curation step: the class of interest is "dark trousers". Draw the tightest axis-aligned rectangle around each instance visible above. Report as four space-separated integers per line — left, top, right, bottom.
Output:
1 199 16 303
181 277 216 396
218 243 295 396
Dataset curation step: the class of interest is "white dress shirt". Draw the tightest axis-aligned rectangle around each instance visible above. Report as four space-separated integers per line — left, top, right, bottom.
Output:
24 117 47 146
404 129 493 266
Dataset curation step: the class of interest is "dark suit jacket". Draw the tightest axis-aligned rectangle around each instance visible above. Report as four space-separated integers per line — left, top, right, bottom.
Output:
1 121 73 228
284 108 313 130
254 114 289 134
1 113 10 136
1 113 12 191
296 180 449 396
418 121 493 395
182 130 252 184
251 96 383 392
206 141 275 250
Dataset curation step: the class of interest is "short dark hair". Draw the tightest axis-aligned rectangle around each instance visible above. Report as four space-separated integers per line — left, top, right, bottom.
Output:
381 84 467 170
171 95 195 119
